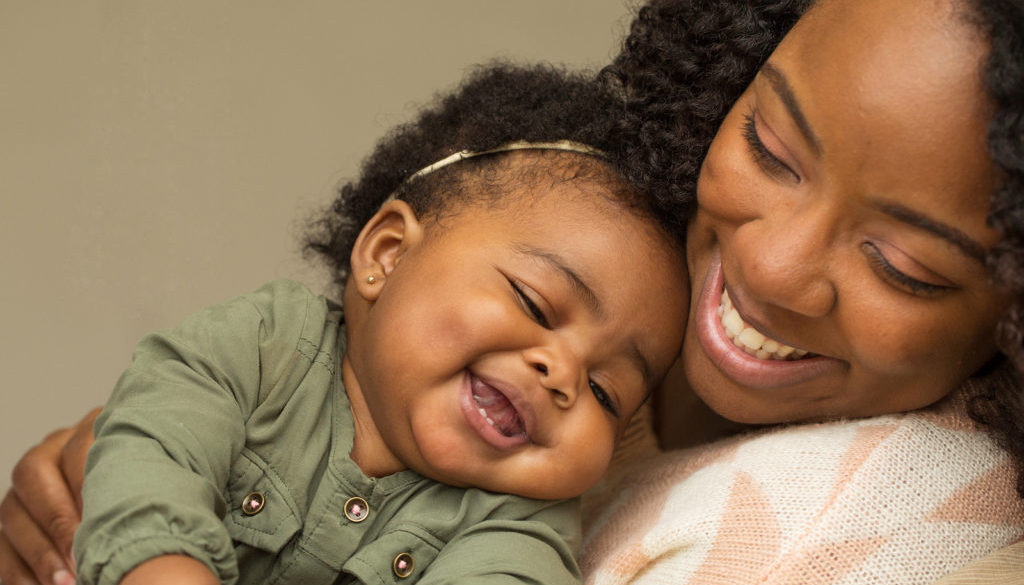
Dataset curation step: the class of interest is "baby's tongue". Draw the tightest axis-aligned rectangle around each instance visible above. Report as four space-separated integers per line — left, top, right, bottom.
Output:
472 381 525 437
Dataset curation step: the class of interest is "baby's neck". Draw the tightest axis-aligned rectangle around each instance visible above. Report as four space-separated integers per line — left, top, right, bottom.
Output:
341 354 408 478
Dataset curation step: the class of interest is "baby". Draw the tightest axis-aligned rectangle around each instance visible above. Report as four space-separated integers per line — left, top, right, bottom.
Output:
73 64 689 585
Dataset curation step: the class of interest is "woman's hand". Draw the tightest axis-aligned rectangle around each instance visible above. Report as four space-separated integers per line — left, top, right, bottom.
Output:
0 408 99 585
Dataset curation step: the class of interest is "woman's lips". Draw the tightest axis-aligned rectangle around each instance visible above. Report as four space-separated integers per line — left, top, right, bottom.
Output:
694 251 842 389
460 372 533 450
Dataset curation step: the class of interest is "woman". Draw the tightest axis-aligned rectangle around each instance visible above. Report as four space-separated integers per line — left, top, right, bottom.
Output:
573 0 1024 581
608 0 1023 463
3 0 1023 583
608 0 1024 443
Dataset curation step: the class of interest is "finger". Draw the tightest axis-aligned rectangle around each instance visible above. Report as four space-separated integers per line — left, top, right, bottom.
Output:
0 529 42 585
10 428 80 568
62 408 101 515
0 491 71 585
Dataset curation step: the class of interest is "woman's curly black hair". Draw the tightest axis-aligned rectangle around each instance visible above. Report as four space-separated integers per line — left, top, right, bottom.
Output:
304 62 663 291
599 0 811 239
968 0 1024 498
603 0 1024 497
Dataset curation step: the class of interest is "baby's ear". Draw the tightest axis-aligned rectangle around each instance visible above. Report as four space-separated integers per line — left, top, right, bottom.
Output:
350 199 424 302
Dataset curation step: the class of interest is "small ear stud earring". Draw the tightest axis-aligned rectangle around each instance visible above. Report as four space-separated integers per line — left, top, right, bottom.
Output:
366 275 378 284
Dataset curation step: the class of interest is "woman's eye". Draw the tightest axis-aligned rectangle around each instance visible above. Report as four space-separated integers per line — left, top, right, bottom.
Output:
589 380 619 418
861 242 949 297
742 110 799 182
510 280 550 328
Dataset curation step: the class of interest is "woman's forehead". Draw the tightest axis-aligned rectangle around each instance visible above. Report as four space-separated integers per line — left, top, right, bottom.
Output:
785 0 980 72
766 0 997 231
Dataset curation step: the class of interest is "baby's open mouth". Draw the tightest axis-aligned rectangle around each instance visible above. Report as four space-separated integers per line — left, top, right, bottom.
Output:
471 379 526 438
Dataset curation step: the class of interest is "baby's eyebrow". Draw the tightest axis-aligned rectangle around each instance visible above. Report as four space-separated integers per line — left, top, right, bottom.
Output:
628 342 654 395
514 244 603 319
514 244 654 391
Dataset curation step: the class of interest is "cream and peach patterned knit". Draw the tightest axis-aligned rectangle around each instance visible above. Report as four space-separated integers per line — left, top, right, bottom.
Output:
581 371 1024 585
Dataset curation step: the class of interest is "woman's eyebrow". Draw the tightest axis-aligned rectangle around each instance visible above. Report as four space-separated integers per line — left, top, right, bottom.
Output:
872 201 987 263
760 62 823 156
758 63 988 265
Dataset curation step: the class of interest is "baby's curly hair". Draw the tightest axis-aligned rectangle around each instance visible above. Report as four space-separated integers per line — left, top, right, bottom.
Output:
603 0 1024 496
304 62 666 292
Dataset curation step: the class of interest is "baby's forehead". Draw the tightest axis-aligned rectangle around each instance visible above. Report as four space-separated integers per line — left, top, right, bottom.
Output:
444 150 637 206
476 153 682 249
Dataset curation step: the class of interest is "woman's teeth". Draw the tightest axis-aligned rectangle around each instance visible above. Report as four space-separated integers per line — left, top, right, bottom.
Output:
719 290 808 360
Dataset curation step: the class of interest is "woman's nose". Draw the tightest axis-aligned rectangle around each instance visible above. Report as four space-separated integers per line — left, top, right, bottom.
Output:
733 204 838 318
523 344 580 409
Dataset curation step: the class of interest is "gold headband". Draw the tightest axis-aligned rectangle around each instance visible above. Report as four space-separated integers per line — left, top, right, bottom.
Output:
404 139 606 183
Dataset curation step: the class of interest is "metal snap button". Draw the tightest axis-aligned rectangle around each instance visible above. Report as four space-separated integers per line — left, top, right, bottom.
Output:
241 491 265 515
392 552 414 578
344 496 369 522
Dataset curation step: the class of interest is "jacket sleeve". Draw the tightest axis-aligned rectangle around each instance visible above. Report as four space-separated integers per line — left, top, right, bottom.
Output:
73 281 319 585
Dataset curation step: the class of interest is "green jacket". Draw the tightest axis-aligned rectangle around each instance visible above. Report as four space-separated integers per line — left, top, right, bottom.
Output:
75 280 582 585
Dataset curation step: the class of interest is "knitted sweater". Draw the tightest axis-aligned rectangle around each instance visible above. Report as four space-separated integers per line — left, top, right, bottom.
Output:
581 368 1024 585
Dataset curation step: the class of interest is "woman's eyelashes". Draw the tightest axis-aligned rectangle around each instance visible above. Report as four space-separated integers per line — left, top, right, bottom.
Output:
510 279 550 328
860 242 949 296
740 108 951 299
742 110 800 182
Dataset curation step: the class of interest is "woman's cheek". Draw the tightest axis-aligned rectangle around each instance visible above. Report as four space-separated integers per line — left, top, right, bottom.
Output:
846 298 988 380
698 131 768 224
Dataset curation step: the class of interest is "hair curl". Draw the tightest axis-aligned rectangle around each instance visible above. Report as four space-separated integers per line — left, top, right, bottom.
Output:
605 0 1024 496
598 0 811 239
304 62 660 292
967 0 1024 498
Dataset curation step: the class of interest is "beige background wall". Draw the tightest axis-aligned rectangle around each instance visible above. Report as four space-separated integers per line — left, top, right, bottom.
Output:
0 2 634 497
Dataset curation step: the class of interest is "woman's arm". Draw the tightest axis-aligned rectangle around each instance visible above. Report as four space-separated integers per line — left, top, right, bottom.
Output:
0 408 97 585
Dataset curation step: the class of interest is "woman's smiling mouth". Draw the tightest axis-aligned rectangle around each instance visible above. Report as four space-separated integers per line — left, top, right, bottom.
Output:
695 251 842 389
719 289 807 360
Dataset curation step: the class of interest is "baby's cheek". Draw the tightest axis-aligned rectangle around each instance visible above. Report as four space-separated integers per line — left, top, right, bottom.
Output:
450 289 514 333
568 431 617 494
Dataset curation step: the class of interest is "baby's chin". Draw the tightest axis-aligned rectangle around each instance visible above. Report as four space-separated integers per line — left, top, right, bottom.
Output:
503 483 597 501
421 464 606 501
